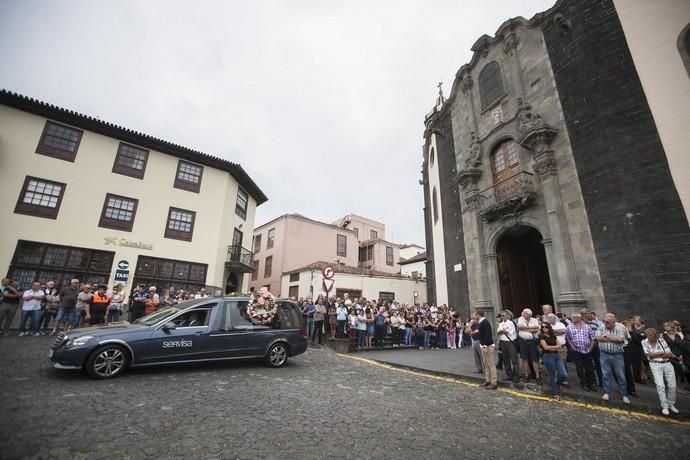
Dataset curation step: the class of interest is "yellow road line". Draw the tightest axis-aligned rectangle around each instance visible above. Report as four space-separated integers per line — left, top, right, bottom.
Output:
336 353 690 427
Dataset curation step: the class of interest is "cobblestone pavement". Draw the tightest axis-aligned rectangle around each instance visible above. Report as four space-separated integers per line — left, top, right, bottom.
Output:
1 336 688 460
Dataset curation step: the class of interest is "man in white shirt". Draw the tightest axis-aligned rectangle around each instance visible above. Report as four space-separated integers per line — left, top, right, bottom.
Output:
20 282 44 336
642 328 679 416
517 308 542 384
497 310 519 383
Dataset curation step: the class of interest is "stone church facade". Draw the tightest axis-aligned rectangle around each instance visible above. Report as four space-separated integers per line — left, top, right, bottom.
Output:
422 0 690 327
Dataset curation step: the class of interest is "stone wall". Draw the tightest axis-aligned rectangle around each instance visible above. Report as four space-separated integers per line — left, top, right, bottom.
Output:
543 0 690 325
433 109 471 315
421 140 436 306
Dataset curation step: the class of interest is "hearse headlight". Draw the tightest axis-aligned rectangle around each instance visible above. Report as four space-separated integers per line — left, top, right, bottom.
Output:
66 335 94 347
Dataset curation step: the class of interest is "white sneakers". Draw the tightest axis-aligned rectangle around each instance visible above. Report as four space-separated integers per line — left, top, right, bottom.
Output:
601 394 630 405
661 406 679 416
18 332 26 337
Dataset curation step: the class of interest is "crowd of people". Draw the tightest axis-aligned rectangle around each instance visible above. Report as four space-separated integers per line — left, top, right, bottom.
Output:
2 278 687 416
294 294 472 349
127 284 210 320
498 307 689 416
0 278 210 336
294 294 689 416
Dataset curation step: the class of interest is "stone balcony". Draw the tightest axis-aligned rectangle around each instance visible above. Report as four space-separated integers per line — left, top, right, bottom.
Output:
478 171 537 222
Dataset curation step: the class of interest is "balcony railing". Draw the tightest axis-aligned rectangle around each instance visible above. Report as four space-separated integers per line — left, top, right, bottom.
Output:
226 245 254 273
478 171 537 222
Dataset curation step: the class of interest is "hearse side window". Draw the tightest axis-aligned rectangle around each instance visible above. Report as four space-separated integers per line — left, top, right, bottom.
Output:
222 300 301 330
225 300 304 330
225 301 266 330
172 307 212 328
274 302 302 329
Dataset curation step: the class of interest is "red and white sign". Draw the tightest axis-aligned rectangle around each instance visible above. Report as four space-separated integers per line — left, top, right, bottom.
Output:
322 278 334 293
322 265 335 280
322 266 335 292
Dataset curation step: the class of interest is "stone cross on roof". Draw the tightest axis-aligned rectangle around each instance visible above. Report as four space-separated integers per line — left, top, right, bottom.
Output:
435 81 445 107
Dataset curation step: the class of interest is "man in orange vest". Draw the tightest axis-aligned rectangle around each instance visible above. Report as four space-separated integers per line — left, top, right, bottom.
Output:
86 285 110 326
144 286 160 315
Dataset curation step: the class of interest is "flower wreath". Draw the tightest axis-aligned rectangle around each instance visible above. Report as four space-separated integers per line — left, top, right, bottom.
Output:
247 287 277 325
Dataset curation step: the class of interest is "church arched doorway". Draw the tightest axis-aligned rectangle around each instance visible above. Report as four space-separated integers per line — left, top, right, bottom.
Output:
495 226 553 316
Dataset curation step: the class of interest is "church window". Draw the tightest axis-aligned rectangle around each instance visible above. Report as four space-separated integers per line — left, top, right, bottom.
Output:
479 61 505 110
491 141 520 181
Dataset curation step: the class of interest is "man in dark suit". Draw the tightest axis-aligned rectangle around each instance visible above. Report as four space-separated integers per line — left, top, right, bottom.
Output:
476 310 497 389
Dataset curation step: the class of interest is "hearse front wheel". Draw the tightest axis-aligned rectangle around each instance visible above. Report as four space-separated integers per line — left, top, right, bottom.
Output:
85 344 130 379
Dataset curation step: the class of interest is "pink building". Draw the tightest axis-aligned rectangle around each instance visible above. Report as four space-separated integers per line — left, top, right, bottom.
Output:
332 214 400 275
249 214 358 295
250 213 408 296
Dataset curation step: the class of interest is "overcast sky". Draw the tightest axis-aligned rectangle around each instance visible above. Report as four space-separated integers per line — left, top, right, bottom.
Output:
1 0 554 246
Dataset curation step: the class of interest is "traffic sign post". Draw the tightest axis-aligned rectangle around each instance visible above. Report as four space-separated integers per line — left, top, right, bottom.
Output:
322 265 335 293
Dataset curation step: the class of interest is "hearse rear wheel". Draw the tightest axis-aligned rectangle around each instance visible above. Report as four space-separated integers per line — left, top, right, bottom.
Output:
266 343 288 368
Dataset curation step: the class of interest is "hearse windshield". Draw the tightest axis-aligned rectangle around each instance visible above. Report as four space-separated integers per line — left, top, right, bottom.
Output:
134 307 182 326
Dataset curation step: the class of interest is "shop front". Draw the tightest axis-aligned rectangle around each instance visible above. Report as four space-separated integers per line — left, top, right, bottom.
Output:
7 240 115 290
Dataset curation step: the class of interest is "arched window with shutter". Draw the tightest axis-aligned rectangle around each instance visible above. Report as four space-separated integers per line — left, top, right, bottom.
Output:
491 140 520 183
479 61 505 109
491 140 522 203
